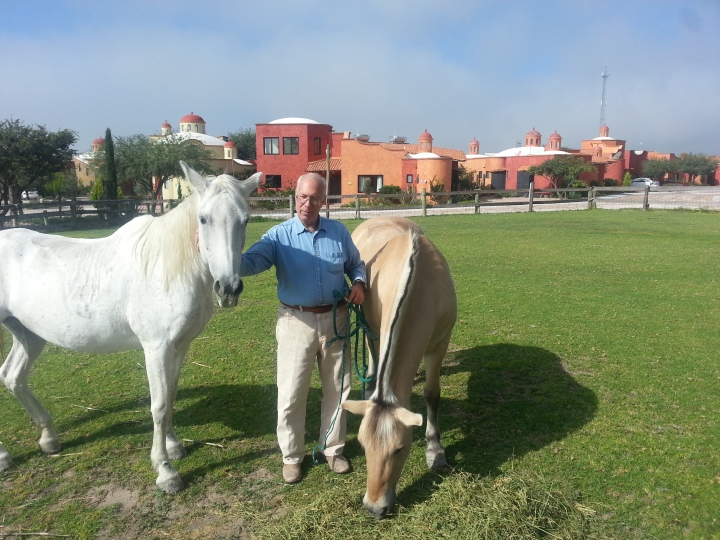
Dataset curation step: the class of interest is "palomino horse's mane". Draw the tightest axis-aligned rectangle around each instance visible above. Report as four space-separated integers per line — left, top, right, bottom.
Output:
132 174 246 288
373 228 421 406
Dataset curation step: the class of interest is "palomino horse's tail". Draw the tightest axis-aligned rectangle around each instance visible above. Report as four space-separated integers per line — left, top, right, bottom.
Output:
374 228 422 403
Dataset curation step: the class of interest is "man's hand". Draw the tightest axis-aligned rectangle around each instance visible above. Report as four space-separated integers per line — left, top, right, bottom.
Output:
347 282 365 305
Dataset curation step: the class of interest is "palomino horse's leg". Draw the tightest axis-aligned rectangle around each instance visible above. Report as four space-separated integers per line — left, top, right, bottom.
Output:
0 317 58 458
422 333 452 470
164 342 189 461
144 344 184 493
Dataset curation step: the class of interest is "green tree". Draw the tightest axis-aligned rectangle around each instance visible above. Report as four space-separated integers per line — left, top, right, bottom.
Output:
43 170 87 200
526 156 596 190
104 128 118 200
227 128 256 161
677 153 718 184
108 134 213 199
642 158 672 182
0 119 77 204
622 172 632 186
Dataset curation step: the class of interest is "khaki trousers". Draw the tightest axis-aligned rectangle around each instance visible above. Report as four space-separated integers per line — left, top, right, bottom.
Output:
275 304 351 464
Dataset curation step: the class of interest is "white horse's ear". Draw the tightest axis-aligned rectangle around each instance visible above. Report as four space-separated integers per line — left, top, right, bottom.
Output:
181 161 209 195
393 406 423 427
238 172 262 199
342 400 371 416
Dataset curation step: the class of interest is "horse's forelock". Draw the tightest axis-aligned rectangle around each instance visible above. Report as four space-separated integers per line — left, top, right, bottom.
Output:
362 401 403 454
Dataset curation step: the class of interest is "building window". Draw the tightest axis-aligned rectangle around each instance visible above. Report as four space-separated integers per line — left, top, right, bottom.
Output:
283 137 299 155
314 137 321 155
265 174 281 188
406 174 413 184
264 137 279 155
358 175 383 193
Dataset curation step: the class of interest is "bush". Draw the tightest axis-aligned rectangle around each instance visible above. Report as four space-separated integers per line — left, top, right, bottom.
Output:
604 178 618 187
378 185 402 195
622 172 632 186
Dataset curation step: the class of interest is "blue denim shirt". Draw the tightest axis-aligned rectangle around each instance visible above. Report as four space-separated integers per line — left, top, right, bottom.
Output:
240 216 366 307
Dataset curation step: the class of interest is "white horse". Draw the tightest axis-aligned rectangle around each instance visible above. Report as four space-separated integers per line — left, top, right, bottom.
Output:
0 162 260 493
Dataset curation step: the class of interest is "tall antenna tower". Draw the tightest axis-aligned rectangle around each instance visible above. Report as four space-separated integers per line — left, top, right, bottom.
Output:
599 66 609 128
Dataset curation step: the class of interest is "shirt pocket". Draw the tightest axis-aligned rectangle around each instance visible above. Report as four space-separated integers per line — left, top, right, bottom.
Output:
326 252 344 274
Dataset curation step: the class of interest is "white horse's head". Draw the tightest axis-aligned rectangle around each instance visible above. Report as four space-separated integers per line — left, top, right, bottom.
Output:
342 399 423 519
181 162 261 307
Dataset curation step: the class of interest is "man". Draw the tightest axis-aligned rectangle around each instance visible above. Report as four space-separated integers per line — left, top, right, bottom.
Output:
240 173 366 484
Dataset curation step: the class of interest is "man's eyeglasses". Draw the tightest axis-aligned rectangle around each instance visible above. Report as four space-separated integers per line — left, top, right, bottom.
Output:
296 194 324 205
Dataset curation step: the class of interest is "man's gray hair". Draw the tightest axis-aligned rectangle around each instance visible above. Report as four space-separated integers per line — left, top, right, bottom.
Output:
297 173 327 197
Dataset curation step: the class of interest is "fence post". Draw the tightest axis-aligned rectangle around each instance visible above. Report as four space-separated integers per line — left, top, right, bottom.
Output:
70 200 77 227
289 195 294 219
643 185 650 211
474 192 480 214
528 182 535 212
43 210 49 227
11 206 18 228
588 187 595 210
421 188 427 217
355 195 360 219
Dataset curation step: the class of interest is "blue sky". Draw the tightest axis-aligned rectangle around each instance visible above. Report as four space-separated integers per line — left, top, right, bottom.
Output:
1 0 718 156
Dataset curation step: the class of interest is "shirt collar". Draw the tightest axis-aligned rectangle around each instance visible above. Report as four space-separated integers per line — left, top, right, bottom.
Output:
291 215 327 234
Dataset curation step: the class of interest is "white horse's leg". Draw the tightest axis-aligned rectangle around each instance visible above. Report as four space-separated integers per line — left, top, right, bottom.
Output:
144 344 184 493
164 343 189 461
422 334 451 470
0 318 59 455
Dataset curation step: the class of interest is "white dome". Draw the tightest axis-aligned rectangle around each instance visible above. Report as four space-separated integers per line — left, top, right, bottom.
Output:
408 152 441 159
494 146 569 157
268 117 319 124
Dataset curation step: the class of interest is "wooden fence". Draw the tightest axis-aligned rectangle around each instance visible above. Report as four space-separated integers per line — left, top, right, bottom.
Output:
3 185 718 230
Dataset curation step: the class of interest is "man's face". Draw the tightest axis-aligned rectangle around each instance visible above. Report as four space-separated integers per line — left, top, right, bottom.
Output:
295 178 325 226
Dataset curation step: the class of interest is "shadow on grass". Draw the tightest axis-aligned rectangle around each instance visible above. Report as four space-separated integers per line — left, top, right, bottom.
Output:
396 343 598 510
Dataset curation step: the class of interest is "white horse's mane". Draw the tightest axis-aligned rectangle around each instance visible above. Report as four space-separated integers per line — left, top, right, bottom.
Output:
131 174 246 288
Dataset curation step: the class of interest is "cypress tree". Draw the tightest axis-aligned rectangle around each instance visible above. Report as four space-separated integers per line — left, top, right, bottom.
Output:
104 128 118 200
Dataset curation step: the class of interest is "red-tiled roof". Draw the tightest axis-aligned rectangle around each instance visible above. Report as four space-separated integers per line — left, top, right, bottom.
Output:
306 157 342 172
375 142 466 161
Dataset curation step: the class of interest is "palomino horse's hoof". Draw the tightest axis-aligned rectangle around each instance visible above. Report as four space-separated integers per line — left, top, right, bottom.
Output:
0 449 14 472
156 462 184 493
426 451 448 470
39 438 61 455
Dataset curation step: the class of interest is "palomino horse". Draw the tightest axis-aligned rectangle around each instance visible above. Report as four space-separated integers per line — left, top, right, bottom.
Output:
0 163 260 493
343 217 457 518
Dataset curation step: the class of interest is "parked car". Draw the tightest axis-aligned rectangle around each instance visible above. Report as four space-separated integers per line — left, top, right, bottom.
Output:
630 178 659 187
21 190 39 200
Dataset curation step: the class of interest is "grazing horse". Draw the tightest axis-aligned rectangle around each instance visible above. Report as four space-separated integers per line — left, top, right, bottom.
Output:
0 163 260 493
343 217 457 518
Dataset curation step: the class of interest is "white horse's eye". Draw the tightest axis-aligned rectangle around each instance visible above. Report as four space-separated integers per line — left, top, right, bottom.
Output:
199 217 207 225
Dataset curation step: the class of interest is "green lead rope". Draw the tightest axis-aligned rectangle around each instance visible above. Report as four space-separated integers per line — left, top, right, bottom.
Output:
312 289 379 465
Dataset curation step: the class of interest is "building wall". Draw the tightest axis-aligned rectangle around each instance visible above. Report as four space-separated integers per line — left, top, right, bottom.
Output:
255 122 333 190
416 158 453 191
72 157 96 187
340 140 406 195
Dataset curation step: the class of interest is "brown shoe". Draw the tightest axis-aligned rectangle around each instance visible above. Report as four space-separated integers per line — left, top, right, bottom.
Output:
282 463 302 484
327 455 351 474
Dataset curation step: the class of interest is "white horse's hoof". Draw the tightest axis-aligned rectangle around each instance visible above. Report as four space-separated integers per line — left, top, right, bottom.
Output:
166 439 187 460
39 436 61 455
0 448 14 472
156 462 184 493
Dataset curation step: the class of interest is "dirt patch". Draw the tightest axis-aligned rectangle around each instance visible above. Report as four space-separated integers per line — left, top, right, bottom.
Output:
88 483 140 517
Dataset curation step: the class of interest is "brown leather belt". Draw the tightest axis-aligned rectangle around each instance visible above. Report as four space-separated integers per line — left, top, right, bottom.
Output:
281 300 347 313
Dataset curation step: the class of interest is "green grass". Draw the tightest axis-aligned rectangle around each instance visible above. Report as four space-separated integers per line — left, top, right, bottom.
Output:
2 210 720 538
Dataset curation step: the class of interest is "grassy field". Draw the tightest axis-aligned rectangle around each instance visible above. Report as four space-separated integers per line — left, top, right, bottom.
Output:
1 210 720 539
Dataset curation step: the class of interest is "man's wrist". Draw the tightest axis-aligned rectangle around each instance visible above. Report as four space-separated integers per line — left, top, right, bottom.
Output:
353 279 366 291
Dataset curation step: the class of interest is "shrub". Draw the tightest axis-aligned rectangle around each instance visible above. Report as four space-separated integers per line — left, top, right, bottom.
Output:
604 178 618 187
378 185 402 195
622 172 632 186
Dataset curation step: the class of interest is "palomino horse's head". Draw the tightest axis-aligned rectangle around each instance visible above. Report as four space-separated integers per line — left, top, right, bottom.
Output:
342 399 422 519
180 162 261 307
